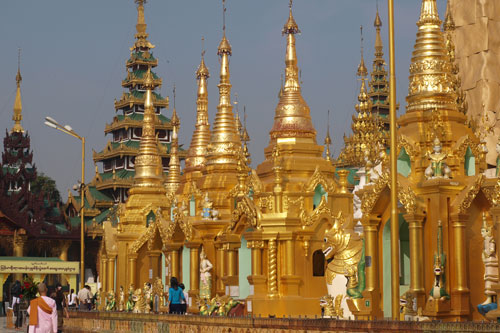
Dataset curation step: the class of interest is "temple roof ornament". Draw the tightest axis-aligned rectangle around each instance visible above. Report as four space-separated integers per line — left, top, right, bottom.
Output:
165 86 181 194
11 49 24 134
269 0 316 141
407 0 457 113
338 27 384 168
368 8 392 134
324 110 332 162
132 68 164 187
185 44 211 173
205 0 242 168
132 0 154 51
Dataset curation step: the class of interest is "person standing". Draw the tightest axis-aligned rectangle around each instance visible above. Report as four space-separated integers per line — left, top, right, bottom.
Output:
179 283 188 314
77 285 92 311
27 283 57 333
168 277 185 314
54 283 69 333
67 289 77 309
10 280 22 329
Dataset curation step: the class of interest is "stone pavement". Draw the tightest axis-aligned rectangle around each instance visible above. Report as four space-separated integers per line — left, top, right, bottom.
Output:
0 315 22 332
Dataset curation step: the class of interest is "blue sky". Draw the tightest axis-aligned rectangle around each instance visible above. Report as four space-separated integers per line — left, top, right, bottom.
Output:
0 0 447 195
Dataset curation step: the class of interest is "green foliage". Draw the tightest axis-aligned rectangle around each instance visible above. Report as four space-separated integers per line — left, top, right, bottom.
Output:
31 173 61 203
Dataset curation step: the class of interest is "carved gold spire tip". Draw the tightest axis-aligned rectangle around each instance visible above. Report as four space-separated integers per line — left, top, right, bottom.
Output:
283 0 300 35
11 48 24 134
418 0 441 26
218 0 232 54
443 0 455 32
357 26 368 78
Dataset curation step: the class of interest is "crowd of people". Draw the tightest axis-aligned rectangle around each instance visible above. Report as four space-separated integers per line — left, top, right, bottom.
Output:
5 276 191 331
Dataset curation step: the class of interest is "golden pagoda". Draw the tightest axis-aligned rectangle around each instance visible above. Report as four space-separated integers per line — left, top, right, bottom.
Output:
337 28 385 169
11 61 23 134
100 67 173 293
212 1 353 317
354 0 498 320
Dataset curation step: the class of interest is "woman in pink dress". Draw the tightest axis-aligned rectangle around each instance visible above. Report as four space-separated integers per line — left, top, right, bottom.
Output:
27 283 58 333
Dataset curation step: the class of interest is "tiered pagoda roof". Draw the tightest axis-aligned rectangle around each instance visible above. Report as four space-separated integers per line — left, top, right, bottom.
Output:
91 0 185 204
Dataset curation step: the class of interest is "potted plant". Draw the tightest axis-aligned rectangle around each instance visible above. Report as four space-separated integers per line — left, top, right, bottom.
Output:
20 276 39 310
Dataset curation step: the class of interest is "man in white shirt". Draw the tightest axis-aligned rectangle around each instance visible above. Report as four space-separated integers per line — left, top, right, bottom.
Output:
77 285 93 311
67 289 77 308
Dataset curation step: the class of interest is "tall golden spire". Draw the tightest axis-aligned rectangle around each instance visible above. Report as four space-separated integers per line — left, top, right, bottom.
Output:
205 0 241 167
165 85 181 194
132 67 164 187
374 7 383 59
11 49 24 134
132 0 154 50
406 0 456 113
185 40 211 172
269 0 316 141
324 110 332 161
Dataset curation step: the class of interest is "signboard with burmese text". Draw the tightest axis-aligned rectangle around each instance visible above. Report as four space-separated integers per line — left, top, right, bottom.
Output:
0 259 79 275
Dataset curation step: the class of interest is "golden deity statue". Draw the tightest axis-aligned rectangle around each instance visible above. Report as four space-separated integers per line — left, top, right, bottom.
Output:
480 213 498 306
199 247 213 300
118 286 125 312
425 137 451 179
105 290 116 311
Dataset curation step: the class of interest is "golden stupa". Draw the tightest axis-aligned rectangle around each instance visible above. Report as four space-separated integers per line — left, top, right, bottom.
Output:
95 0 500 323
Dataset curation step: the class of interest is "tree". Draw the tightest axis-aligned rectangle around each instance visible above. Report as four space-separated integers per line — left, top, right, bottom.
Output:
31 173 61 204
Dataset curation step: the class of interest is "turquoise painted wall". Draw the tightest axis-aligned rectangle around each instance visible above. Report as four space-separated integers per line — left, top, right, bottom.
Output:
189 196 196 216
313 184 327 208
397 148 411 177
238 236 251 299
182 246 190 290
161 253 166 287
382 214 410 317
465 147 476 176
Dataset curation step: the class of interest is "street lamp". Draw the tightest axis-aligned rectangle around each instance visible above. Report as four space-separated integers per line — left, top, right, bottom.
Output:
45 116 86 290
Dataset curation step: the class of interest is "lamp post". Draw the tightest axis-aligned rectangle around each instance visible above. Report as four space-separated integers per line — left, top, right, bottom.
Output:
45 116 85 290
387 0 400 320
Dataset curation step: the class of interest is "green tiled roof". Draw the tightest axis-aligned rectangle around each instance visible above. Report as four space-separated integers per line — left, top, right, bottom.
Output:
100 169 135 180
85 208 111 227
125 69 160 81
127 51 156 63
129 90 164 101
116 112 171 123
88 186 112 202
110 140 141 150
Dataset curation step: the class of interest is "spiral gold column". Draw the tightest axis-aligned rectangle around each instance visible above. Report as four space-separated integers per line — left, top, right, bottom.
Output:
268 239 278 297
128 255 137 289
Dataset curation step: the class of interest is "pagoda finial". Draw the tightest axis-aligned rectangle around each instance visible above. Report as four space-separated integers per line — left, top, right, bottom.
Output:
357 26 368 78
418 0 441 27
205 0 241 168
374 6 383 57
242 106 251 165
166 86 181 194
269 1 316 141
218 0 231 54
11 48 24 134
185 45 211 172
407 0 456 113
324 110 332 161
132 0 154 50
443 0 455 32
132 67 164 187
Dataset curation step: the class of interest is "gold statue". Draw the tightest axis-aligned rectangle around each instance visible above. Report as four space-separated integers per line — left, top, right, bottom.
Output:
132 288 146 313
428 221 450 301
126 285 134 311
152 277 164 313
322 213 364 319
199 247 213 299
400 291 417 320
143 282 152 314
95 288 102 311
425 137 451 179
105 290 116 311
201 193 218 220
480 213 498 305
320 294 344 318
118 286 125 311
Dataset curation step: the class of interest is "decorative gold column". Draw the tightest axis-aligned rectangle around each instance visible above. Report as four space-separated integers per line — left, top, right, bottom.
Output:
101 256 108 292
227 248 237 277
170 248 180 280
13 230 27 282
267 238 278 298
216 246 225 295
189 245 200 293
247 240 266 297
449 213 470 315
58 241 72 286
281 236 300 296
107 256 116 292
360 215 383 319
128 254 137 289
148 251 161 282
405 213 425 307
251 244 262 276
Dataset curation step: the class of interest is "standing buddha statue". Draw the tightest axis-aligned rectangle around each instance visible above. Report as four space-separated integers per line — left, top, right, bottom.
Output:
480 213 499 305
199 247 213 299
118 286 125 311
